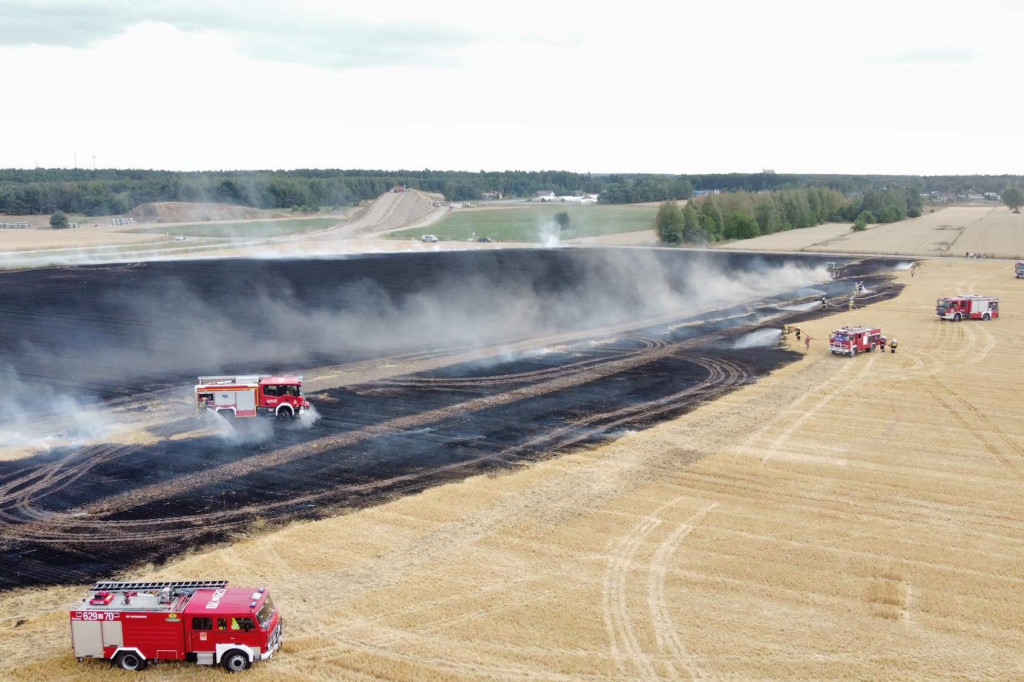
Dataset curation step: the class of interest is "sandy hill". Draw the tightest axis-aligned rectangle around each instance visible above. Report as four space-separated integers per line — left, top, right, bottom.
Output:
128 202 289 224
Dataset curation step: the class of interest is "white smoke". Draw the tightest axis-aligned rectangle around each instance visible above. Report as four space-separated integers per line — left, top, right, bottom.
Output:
0 366 117 456
779 301 819 312
205 409 275 445
298 404 320 428
537 218 563 248
2 250 837 442
730 328 783 349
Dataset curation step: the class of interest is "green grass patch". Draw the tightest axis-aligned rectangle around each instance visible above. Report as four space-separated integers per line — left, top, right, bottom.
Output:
136 217 340 239
387 204 658 243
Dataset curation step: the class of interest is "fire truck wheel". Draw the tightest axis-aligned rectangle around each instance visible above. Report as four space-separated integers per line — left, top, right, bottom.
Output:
116 652 146 671
983 313 991 321
276 407 293 421
954 313 962 322
222 650 251 672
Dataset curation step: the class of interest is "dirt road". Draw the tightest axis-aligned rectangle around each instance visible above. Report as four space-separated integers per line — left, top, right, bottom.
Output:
0 191 452 269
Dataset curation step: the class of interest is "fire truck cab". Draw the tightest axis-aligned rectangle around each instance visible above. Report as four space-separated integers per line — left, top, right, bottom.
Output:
829 325 882 357
935 295 999 321
70 580 282 672
195 375 311 420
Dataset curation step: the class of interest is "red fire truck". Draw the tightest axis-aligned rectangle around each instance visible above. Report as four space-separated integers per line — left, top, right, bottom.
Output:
935 295 999 321
195 375 311 420
1015 262 1024 279
70 580 282 672
828 325 882 356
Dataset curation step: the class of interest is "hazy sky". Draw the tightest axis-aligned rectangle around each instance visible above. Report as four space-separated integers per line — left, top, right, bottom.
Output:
1 0 1021 174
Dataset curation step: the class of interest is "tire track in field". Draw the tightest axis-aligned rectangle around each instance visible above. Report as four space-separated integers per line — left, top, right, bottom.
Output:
647 503 717 681
760 355 870 466
603 494 716 681
921 373 1024 482
602 502 668 681
72 333 752 517
381 336 666 390
1 356 747 543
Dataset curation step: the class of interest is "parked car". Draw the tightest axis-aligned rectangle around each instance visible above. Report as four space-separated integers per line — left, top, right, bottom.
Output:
174 235 187 241
476 236 492 243
421 234 439 243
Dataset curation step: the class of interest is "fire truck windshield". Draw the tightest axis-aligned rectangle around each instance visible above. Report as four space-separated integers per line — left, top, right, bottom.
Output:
257 596 276 629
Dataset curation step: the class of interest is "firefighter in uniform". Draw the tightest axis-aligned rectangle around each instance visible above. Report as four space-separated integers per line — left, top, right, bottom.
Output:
821 296 827 310
879 336 887 352
795 327 801 341
890 338 898 354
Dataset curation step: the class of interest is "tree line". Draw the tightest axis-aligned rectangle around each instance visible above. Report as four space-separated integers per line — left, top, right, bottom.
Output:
656 184 926 244
0 169 604 216
2 167 1022 217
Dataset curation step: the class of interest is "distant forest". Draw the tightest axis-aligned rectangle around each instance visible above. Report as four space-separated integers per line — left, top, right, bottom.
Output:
1 168 1022 216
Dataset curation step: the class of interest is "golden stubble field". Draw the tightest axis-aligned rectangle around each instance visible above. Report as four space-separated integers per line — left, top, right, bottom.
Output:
3 259 1024 680
722 205 1024 260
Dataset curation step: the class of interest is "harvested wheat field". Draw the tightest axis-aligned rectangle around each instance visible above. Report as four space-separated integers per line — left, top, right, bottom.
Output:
717 220 856 252
723 205 1024 260
0 227 166 252
3 257 1024 680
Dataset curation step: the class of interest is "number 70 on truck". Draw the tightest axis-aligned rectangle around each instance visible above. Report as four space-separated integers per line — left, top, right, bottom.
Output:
70 580 282 672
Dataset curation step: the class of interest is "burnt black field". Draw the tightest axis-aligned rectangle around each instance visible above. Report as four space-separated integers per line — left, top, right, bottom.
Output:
0 249 905 590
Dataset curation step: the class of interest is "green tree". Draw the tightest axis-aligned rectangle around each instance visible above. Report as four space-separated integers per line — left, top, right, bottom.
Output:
1002 185 1024 213
852 210 874 232
724 211 760 240
699 197 724 240
554 211 571 230
681 203 703 242
49 210 69 229
655 201 683 244
671 178 694 200
754 198 782 235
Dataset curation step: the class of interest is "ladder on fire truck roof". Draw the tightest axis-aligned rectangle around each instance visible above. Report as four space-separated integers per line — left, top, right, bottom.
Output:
197 375 261 386
90 580 229 592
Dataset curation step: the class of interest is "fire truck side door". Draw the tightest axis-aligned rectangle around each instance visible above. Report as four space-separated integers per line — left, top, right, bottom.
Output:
102 620 124 648
189 617 216 653
71 621 104 657
237 390 256 413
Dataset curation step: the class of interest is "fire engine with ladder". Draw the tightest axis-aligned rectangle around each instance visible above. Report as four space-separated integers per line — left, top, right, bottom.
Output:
195 375 311 421
70 580 282 672
828 325 883 356
935 295 999 321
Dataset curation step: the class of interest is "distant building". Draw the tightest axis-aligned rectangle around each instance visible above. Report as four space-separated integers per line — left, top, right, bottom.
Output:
481 191 503 200
692 189 721 197
533 190 556 202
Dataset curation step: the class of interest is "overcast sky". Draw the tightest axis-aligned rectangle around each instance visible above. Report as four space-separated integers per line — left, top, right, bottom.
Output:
1 0 1021 174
